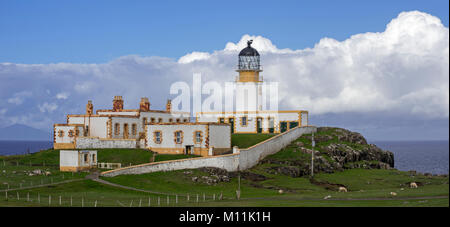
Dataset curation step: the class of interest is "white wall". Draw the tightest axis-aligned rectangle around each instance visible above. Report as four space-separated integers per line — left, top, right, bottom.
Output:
76 137 137 149
209 124 231 148
60 150 79 167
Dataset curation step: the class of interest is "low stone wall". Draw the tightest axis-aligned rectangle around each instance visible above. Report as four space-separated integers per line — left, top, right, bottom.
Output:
76 137 137 149
101 153 239 177
101 126 316 177
238 126 316 170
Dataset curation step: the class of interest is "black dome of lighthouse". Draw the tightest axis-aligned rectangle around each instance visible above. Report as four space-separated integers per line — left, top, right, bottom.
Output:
239 40 260 56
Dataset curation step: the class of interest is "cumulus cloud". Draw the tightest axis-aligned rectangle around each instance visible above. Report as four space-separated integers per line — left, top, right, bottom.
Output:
56 92 69 100
0 11 448 138
38 102 58 113
7 91 32 105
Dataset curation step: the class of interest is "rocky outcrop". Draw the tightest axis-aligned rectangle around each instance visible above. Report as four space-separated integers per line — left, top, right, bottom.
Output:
262 127 395 178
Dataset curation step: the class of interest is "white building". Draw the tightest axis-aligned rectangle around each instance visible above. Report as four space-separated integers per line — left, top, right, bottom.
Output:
60 150 97 172
146 122 231 156
196 40 309 133
54 97 191 150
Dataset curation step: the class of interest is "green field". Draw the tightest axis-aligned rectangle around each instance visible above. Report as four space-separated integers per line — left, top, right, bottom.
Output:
231 133 276 148
0 134 448 207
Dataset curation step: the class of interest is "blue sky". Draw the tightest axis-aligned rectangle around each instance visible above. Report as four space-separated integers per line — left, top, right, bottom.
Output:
0 0 448 63
0 1 448 141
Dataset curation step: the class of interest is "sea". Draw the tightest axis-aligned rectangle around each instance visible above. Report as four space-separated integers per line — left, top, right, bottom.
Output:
0 140 448 174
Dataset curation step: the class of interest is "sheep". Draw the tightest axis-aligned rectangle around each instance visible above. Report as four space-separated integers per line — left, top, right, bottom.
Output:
390 192 397 196
278 189 284 194
338 186 348 192
410 182 418 188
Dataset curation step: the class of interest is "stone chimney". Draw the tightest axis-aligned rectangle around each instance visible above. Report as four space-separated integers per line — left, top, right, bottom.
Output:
86 100 93 115
166 99 172 112
113 96 124 111
139 97 150 111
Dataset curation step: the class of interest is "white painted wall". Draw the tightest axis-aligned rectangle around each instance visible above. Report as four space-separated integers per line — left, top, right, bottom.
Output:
209 124 231 148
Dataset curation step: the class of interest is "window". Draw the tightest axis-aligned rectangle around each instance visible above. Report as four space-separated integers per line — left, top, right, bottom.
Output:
169 118 173 123
174 131 183 144
241 116 247 126
219 118 225 123
58 130 64 137
194 131 203 144
183 119 188 122
158 118 163 123
75 128 80 136
176 118 180 123
68 130 74 137
143 117 148 125
132 123 137 136
84 126 89 136
92 154 96 163
154 131 162 144
84 154 88 162
150 118 155 123
114 123 120 135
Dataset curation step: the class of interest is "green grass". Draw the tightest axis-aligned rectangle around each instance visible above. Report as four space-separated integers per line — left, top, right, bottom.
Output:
231 133 276 148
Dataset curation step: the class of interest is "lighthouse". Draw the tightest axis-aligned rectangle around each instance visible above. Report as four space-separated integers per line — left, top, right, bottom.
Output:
235 40 263 112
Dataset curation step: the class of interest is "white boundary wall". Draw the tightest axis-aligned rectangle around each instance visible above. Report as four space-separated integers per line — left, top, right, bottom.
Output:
101 126 316 177
76 137 137 149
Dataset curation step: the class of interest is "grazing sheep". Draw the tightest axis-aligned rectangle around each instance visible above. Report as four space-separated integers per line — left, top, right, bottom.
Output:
410 182 418 188
338 187 348 192
323 195 332 200
278 189 284 194
390 192 397 196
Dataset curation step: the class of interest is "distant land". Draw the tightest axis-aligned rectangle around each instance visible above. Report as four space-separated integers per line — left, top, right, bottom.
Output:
0 124 51 141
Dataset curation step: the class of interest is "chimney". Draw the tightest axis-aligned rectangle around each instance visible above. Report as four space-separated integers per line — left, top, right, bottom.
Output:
113 96 124 111
166 99 172 112
86 100 93 115
140 97 150 111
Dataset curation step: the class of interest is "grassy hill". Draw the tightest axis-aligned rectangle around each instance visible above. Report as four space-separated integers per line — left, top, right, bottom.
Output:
0 129 448 207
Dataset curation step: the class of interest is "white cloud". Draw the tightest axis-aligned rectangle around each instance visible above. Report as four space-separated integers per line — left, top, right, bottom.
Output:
0 11 448 135
7 91 32 105
56 92 69 100
38 102 58 113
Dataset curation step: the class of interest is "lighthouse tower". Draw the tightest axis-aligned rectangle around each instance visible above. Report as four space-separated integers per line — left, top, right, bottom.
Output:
235 40 263 112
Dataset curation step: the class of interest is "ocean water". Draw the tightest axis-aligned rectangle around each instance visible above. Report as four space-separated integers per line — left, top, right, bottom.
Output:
373 140 449 175
0 140 53 156
0 140 448 174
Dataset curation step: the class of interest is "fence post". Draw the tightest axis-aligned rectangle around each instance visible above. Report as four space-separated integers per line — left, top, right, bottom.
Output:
5 191 7 201
95 200 97 207
49 195 51 206
129 200 133 207
70 196 72 207
213 194 215 201
20 183 22 188
203 193 205 202
82 197 84 207
187 193 189 202
148 197 151 207
167 195 169 206
27 192 29 202
59 195 61 206
38 193 40 204
196 194 199 203
139 198 142 207
158 197 160 206
176 195 178 205
16 192 19 200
